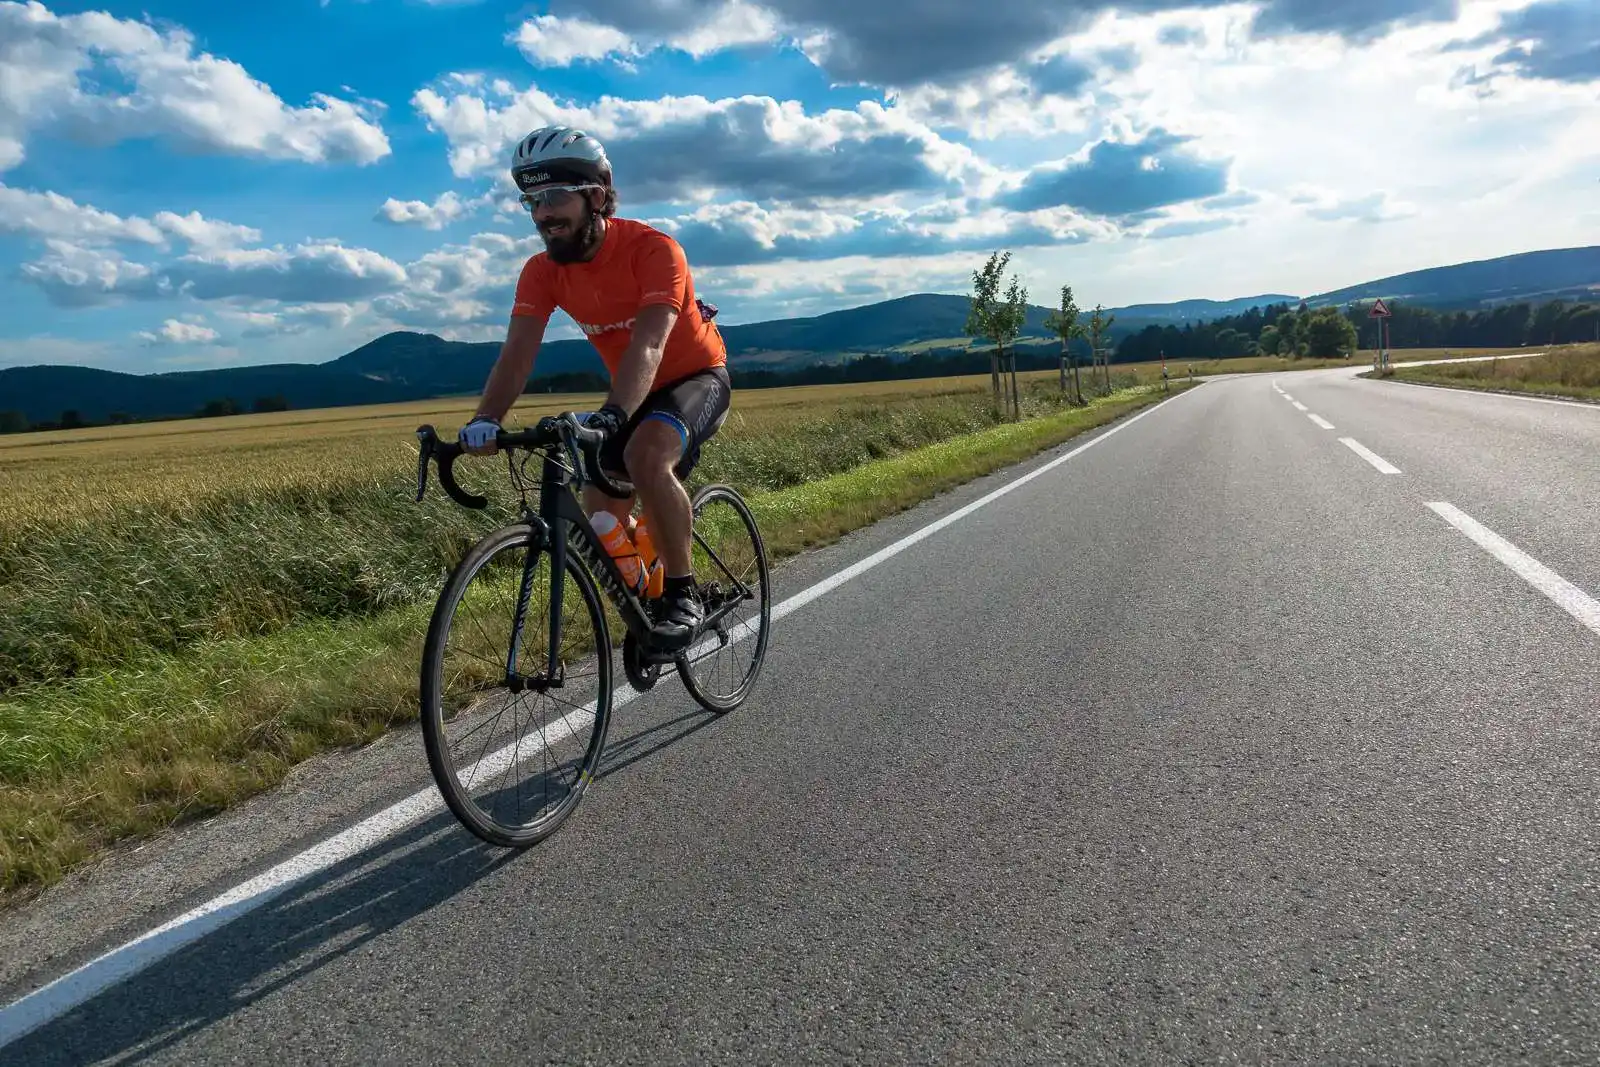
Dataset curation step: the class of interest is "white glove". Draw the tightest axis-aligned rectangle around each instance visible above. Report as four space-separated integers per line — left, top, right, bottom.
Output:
459 415 500 453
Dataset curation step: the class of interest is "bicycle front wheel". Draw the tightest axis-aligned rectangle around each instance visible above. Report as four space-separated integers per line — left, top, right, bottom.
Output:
676 484 772 713
420 522 614 847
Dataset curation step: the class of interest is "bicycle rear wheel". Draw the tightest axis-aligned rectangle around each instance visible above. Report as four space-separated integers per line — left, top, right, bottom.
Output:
675 484 771 713
420 522 614 847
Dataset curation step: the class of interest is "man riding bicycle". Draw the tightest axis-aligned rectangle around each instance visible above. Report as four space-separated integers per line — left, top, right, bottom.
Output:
459 125 732 651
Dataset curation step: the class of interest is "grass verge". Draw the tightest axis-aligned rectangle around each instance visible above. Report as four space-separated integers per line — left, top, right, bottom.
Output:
0 382 1188 903
1368 344 1600 402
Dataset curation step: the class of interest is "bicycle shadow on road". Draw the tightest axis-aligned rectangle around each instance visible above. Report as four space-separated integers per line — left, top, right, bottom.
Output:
0 705 723 1067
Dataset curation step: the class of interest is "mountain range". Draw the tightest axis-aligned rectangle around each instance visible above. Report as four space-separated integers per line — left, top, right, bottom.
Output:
3 245 1596 425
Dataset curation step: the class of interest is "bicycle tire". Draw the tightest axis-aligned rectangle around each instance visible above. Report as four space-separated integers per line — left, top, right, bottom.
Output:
676 484 772 713
420 522 614 847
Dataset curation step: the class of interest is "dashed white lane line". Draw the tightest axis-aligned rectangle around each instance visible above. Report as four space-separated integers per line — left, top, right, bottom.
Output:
1339 437 1402 474
1307 414 1336 430
1427 502 1600 640
1291 401 1309 412
0 383 1207 1049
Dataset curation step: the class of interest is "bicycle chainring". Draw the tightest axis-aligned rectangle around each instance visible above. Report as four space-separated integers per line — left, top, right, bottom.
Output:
622 631 661 693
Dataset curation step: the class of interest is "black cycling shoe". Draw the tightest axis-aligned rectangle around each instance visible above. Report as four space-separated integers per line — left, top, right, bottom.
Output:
650 583 703 651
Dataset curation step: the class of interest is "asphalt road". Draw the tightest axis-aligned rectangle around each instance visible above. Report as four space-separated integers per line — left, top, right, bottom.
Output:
4 367 1598 1065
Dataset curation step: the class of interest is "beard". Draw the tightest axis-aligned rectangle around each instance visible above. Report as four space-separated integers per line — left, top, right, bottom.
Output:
539 203 603 264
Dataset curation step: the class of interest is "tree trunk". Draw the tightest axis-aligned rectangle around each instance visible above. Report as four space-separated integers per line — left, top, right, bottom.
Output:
1059 346 1067 394
1071 353 1083 405
989 347 1002 415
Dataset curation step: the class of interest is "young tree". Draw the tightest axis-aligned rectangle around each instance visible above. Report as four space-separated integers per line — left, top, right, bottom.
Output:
1087 304 1115 393
1002 272 1028 419
965 250 1028 419
1044 284 1087 405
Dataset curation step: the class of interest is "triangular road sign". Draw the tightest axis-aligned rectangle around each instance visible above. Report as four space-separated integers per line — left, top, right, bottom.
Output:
1369 298 1392 318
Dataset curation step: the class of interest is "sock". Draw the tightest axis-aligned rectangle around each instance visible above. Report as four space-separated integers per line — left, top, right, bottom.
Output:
664 573 694 597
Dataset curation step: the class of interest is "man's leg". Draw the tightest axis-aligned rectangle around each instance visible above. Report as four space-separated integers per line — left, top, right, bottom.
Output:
622 419 694 577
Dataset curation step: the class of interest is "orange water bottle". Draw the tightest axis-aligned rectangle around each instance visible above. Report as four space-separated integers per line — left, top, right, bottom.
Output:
632 515 666 599
589 511 646 596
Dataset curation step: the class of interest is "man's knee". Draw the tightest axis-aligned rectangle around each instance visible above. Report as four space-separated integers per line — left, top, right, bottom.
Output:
622 417 686 479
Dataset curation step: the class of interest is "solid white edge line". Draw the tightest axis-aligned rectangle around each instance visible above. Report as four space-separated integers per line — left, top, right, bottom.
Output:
1372 376 1599 412
1338 437 1402 475
0 383 1205 1048
1426 502 1600 639
1307 414 1335 430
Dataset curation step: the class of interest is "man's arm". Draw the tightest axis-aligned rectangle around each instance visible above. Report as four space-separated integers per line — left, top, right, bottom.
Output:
474 314 547 423
605 302 677 417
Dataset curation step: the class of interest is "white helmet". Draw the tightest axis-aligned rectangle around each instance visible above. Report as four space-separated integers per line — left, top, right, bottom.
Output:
510 126 612 193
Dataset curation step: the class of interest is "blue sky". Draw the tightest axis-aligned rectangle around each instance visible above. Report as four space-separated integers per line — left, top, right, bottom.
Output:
1 0 1596 373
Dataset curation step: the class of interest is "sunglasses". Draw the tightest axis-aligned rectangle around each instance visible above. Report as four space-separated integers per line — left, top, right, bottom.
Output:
518 184 600 211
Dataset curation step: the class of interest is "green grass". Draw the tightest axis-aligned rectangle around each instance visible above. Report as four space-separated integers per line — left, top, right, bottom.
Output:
0 377 1178 901
1375 344 1600 401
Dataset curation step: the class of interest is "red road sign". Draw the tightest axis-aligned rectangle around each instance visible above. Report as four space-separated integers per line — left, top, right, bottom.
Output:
1369 298 1392 318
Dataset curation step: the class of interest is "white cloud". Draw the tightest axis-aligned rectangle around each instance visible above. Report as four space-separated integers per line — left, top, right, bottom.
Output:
376 190 492 230
0 0 390 174
0 184 165 244
412 80 1005 202
19 238 409 306
509 4 780 69
151 210 262 250
137 318 220 345
668 2 782 58
512 15 640 67
0 184 263 252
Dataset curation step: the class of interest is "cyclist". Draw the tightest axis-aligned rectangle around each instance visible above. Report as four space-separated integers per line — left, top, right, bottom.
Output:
459 125 731 651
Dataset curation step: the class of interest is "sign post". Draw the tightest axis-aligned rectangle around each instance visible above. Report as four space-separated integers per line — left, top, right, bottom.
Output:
1369 298 1392 372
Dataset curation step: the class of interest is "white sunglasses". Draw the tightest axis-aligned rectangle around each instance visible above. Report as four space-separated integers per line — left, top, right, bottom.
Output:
518 184 601 211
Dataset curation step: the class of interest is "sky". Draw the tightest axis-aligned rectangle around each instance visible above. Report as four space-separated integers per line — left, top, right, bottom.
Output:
0 0 1597 374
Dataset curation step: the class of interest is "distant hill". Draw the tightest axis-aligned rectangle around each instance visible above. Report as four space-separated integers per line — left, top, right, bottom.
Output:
4 244 1595 425
1305 246 1600 310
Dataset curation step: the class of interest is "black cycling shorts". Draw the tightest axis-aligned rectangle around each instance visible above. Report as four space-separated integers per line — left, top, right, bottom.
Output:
596 364 731 497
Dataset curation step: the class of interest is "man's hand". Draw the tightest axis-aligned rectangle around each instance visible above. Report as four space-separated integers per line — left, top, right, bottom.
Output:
459 415 501 455
583 403 629 440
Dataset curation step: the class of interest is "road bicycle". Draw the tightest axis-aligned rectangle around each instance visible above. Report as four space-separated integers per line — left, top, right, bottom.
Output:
411 411 771 847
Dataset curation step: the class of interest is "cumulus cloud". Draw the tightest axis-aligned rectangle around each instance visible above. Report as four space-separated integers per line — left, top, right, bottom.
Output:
650 199 1101 266
19 239 408 307
0 0 390 174
412 82 998 202
1000 129 1231 218
137 318 220 345
510 4 781 70
1454 0 1600 84
376 190 491 230
0 184 165 244
550 0 1466 88
0 185 262 251
512 15 640 67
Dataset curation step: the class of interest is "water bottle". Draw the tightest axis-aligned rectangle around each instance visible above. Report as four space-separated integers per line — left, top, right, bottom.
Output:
589 511 646 596
632 516 666 599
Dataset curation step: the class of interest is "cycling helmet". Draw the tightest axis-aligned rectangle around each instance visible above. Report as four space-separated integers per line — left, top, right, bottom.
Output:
510 126 612 192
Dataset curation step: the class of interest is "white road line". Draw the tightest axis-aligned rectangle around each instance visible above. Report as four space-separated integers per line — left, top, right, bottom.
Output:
1282 393 1295 402
1291 401 1309 412
0 384 1203 1049
1307 414 1335 430
1339 437 1402 474
1373 377 1599 412
1426 502 1600 640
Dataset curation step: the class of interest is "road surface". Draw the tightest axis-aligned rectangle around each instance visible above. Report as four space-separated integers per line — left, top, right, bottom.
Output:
3 366 1598 1065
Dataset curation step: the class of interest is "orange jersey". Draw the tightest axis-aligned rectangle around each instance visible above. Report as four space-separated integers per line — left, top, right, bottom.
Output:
511 216 727 385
